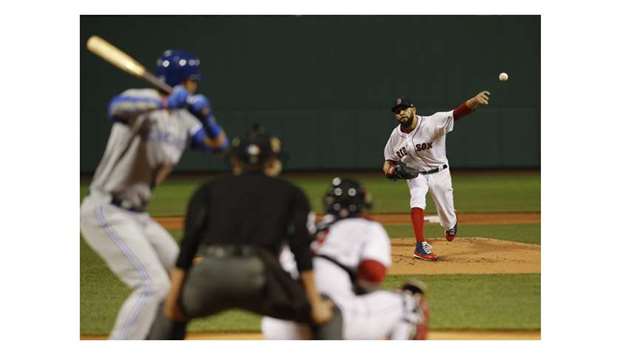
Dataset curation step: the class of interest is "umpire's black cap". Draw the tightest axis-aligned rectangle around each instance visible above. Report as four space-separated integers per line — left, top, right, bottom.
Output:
391 96 414 113
230 125 282 166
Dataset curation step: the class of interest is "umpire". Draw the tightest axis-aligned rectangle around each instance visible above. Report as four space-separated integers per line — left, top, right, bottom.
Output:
148 127 337 339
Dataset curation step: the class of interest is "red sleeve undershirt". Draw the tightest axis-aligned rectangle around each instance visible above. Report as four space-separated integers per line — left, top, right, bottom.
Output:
453 102 473 121
358 259 387 283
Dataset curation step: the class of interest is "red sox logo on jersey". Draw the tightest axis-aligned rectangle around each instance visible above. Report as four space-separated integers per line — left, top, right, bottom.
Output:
396 146 407 159
415 142 433 152
397 143 433 158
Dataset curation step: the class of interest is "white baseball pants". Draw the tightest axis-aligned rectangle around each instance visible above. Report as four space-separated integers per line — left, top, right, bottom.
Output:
261 290 418 340
406 168 457 230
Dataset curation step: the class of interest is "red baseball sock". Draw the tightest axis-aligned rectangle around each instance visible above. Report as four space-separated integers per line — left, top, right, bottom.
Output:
410 208 425 243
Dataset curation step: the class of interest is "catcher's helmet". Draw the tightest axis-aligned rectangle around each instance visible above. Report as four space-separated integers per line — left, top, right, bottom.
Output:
391 96 414 113
323 177 372 218
230 125 282 166
156 50 201 87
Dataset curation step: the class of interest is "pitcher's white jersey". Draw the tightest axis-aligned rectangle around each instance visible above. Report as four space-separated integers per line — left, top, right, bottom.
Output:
89 88 202 210
383 111 455 170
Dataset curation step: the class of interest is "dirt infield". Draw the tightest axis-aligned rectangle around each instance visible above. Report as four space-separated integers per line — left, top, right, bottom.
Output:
155 212 540 229
81 330 540 340
185 330 540 340
155 212 541 275
390 237 540 274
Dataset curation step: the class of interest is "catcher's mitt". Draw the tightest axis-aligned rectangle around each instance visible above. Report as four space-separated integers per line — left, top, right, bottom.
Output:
388 162 419 180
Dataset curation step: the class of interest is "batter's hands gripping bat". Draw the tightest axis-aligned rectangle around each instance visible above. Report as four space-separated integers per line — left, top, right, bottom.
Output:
86 35 172 94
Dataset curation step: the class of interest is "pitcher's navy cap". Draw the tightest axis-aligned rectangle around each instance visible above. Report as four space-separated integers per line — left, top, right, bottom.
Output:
391 97 414 113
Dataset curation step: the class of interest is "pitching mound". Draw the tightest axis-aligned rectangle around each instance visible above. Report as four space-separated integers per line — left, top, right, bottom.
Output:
390 238 540 275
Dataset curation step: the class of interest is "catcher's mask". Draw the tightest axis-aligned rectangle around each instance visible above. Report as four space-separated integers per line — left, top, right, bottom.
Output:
230 125 283 168
323 177 373 219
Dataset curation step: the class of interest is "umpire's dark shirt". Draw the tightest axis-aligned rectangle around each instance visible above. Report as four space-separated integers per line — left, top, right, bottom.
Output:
176 172 314 272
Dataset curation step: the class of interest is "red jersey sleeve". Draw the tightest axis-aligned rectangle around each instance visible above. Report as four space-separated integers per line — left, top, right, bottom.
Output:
453 102 473 121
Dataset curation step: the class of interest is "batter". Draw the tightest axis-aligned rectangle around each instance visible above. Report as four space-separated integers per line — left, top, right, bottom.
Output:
383 91 490 261
261 178 429 340
80 50 229 339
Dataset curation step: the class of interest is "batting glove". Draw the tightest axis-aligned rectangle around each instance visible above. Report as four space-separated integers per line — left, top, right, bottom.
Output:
163 85 190 109
187 94 210 118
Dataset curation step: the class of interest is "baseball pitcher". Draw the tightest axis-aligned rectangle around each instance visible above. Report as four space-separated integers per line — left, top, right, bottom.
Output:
383 91 490 261
80 50 229 339
261 178 429 340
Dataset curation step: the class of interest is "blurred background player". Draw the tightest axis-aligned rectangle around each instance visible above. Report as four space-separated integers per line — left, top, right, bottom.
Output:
261 178 429 340
147 127 336 340
382 91 490 261
80 49 229 339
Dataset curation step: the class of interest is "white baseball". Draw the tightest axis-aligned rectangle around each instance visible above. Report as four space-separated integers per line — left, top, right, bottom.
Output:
499 72 509 81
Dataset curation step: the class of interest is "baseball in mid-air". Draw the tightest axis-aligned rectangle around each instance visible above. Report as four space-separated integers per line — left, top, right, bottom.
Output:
499 72 509 81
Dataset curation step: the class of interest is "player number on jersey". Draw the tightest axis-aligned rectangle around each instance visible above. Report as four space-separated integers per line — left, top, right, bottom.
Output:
396 147 407 159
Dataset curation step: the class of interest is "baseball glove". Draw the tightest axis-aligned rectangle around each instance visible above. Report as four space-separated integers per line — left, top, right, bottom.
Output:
388 162 419 180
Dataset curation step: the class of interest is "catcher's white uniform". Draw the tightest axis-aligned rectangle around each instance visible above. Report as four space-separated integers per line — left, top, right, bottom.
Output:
262 216 424 340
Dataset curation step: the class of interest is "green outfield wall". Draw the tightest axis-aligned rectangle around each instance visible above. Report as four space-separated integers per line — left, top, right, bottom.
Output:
81 15 540 172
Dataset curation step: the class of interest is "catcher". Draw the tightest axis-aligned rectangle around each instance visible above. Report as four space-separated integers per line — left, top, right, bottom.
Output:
261 178 430 340
383 91 490 261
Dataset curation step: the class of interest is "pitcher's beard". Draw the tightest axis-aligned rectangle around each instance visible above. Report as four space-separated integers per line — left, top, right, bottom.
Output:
399 116 414 130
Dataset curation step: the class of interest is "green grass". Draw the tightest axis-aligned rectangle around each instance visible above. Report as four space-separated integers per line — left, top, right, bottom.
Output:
80 234 540 335
170 224 540 245
384 274 540 330
189 274 543 333
385 223 541 245
80 171 540 216
188 311 262 332
173 223 540 245
80 171 540 336
288 173 540 214
80 238 129 335
80 235 265 335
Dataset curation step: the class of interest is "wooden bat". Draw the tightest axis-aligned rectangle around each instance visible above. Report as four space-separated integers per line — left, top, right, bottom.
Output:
86 35 172 94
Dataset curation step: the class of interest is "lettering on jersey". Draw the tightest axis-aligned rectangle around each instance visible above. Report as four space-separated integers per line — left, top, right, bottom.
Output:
395 146 407 159
415 142 433 152
148 130 186 150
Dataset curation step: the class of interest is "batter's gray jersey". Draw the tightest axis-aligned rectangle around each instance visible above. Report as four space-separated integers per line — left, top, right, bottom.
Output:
89 88 202 210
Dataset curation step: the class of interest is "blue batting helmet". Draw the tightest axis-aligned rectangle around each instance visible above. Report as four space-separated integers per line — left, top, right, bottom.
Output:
155 50 201 87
